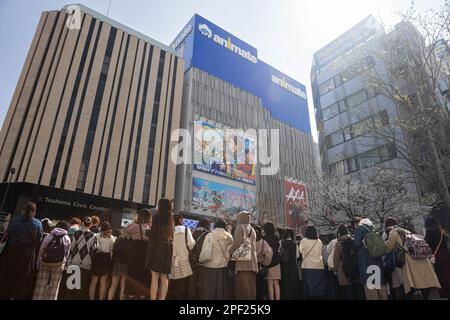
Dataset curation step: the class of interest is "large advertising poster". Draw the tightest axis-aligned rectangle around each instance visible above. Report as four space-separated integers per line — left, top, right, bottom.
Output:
284 179 308 229
193 121 257 185
192 177 256 213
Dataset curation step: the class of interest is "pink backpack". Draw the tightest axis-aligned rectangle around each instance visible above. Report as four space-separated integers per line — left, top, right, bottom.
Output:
404 233 432 260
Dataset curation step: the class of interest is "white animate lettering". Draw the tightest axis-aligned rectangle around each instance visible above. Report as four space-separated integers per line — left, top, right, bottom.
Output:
271 75 307 99
198 23 257 64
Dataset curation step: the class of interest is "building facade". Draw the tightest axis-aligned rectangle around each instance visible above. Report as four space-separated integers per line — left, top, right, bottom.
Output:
0 5 184 229
311 16 419 192
171 15 318 229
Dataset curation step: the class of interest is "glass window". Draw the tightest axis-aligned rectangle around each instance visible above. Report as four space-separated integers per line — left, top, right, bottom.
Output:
343 127 352 141
379 144 397 161
351 118 372 137
346 158 358 173
330 160 347 175
334 74 342 87
338 100 347 112
366 87 378 100
372 110 389 128
346 90 367 108
323 103 339 120
329 131 344 147
358 148 380 169
365 55 376 68
340 67 359 83
319 78 335 96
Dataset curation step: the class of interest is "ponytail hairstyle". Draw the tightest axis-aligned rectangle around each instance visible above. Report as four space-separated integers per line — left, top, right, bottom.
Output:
23 202 37 220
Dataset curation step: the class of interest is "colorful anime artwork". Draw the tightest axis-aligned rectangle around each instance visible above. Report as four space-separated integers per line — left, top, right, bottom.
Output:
192 177 256 213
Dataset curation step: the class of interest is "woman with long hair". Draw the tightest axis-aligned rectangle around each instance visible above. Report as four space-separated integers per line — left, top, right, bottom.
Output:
0 202 43 300
147 199 174 300
299 225 326 299
90 221 116 300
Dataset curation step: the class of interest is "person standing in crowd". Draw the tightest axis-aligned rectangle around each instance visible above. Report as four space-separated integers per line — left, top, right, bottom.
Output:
147 199 174 300
332 224 364 300
384 217 441 300
354 218 387 300
59 216 98 300
124 208 151 299
90 216 101 234
0 202 42 300
383 219 404 299
198 219 233 299
263 222 281 300
188 218 211 299
41 218 53 240
280 229 301 300
425 217 450 299
68 218 81 242
33 221 71 300
254 225 272 300
108 227 129 300
90 222 116 300
167 213 195 300
229 211 258 300
299 225 326 299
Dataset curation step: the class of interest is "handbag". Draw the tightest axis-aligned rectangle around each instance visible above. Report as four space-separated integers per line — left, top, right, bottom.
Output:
0 232 7 255
230 226 253 262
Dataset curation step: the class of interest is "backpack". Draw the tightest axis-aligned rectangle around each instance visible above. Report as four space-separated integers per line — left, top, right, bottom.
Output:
340 238 359 279
403 233 432 260
42 235 66 263
361 225 388 258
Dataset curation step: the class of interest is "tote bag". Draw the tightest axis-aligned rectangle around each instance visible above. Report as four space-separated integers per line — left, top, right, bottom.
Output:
230 226 252 262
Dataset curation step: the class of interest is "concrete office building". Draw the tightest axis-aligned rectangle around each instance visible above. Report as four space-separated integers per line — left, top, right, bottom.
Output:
311 16 419 192
171 15 318 229
0 4 184 229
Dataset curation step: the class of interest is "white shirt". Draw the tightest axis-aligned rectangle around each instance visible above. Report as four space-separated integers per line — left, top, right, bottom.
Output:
96 233 116 254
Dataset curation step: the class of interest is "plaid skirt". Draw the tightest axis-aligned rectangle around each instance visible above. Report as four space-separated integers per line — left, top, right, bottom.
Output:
169 257 192 280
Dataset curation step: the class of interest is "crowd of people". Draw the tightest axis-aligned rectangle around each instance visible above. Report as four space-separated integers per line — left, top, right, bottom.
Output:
0 200 449 300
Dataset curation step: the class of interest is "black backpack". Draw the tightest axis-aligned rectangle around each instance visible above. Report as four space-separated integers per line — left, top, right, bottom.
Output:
340 238 359 280
42 235 66 263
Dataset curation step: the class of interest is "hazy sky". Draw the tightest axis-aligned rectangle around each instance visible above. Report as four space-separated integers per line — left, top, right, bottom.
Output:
0 0 444 141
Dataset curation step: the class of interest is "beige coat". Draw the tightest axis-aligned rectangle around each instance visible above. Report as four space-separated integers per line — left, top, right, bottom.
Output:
229 213 258 273
202 228 233 269
386 229 441 294
299 238 324 270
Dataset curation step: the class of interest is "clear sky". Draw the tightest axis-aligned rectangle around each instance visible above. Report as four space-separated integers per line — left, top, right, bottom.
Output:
0 0 444 141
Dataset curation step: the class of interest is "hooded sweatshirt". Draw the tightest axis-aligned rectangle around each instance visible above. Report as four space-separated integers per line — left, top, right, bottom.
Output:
172 225 196 264
202 228 233 269
37 227 71 269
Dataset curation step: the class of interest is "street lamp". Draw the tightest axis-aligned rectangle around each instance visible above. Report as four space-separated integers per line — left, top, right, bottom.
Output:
0 168 16 215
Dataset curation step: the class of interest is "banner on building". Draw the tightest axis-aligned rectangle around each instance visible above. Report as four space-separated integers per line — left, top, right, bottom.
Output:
284 179 307 229
193 121 257 185
192 177 256 213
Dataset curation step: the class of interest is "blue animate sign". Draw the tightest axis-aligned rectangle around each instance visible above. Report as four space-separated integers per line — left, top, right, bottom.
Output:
171 14 311 134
